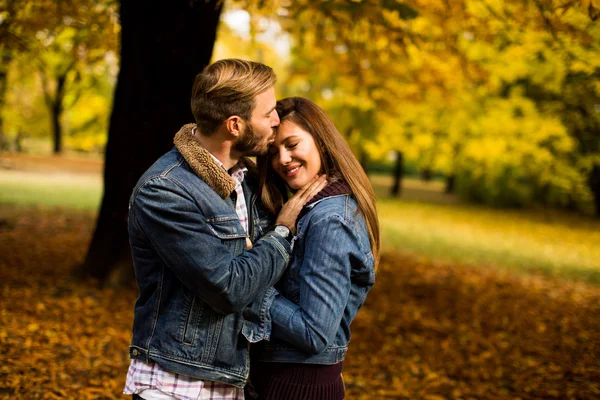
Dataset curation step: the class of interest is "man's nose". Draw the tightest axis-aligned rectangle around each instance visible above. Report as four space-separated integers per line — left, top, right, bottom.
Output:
271 110 280 127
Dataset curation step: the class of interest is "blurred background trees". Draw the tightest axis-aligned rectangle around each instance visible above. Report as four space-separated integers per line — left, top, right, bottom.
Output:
249 0 600 214
0 0 119 154
1 0 599 279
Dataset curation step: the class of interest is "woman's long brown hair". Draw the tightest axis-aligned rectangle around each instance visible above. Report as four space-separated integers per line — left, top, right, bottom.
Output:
257 97 380 269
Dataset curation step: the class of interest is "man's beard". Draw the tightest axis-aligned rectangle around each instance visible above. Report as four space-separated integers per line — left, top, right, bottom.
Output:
233 123 271 156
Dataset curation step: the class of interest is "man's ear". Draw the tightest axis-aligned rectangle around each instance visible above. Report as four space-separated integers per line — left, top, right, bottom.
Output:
225 116 244 138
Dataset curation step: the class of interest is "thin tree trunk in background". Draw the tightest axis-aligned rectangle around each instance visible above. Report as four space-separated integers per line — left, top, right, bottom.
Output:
51 73 67 154
421 168 432 181
51 107 62 153
391 151 403 197
14 130 25 152
445 174 455 194
0 52 12 152
589 165 600 217
40 68 70 154
360 150 369 174
79 0 223 282
0 0 17 153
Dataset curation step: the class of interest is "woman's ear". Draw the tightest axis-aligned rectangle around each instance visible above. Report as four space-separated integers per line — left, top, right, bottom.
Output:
225 116 244 138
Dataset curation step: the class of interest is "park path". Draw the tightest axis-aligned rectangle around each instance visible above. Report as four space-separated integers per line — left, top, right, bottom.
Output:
0 152 103 174
0 153 102 185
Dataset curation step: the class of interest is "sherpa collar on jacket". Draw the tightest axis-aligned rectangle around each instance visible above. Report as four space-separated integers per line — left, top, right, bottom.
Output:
173 123 257 199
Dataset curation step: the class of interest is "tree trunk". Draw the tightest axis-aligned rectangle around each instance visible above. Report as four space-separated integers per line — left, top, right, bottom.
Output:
445 174 455 194
51 92 63 154
589 165 600 217
15 130 26 152
390 151 403 197
41 68 69 154
360 150 369 174
51 72 72 154
79 0 223 281
421 168 432 181
0 52 12 153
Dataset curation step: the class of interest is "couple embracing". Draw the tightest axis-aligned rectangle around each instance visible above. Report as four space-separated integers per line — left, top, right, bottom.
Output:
123 59 380 400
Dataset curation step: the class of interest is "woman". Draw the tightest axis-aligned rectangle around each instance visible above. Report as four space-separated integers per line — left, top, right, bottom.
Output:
249 97 380 399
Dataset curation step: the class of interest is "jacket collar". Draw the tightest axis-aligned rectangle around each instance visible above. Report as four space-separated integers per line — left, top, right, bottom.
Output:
173 123 257 199
304 179 351 209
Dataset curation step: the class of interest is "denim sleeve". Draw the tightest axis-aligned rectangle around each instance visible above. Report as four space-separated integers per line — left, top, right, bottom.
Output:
129 177 291 314
241 213 279 343
242 287 276 343
269 214 360 355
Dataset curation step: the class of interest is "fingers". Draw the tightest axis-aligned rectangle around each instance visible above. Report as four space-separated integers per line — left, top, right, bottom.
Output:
305 174 328 200
275 175 327 231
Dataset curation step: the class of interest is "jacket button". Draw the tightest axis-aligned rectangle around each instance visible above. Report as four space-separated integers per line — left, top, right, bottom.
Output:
132 349 139 356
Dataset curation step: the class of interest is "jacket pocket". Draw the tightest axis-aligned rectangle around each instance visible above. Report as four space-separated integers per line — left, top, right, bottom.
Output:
181 294 204 345
205 215 247 239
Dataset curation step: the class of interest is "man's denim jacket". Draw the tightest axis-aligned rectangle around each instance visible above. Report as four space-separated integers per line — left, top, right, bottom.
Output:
249 194 376 364
127 124 291 388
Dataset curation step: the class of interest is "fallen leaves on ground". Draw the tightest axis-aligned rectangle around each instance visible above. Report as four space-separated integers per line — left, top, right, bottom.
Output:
0 206 599 399
345 255 600 399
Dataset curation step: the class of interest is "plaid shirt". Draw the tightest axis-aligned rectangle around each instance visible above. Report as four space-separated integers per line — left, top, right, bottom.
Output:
124 360 244 399
219 158 249 235
123 134 249 400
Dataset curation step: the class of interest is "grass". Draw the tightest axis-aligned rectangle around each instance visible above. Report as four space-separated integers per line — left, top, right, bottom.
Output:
0 153 103 210
371 175 600 284
0 171 102 210
1 154 599 285
377 200 600 284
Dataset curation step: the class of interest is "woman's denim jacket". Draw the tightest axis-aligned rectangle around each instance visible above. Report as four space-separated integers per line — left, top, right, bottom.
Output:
127 124 291 387
249 194 376 364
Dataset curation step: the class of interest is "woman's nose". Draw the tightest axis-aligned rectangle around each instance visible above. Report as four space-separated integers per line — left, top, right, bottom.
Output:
278 150 292 166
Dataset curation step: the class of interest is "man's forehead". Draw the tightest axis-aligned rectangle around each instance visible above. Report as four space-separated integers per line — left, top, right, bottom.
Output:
254 87 276 111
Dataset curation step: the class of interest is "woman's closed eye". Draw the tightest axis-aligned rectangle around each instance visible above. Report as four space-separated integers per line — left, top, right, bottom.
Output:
270 143 298 159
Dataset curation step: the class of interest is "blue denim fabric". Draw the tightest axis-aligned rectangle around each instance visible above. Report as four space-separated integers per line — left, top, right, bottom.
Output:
127 147 291 387
250 194 375 364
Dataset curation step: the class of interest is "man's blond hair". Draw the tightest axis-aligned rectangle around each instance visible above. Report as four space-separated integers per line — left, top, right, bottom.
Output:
190 59 276 135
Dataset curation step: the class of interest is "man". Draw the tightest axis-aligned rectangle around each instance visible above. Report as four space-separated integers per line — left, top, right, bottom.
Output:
123 59 326 400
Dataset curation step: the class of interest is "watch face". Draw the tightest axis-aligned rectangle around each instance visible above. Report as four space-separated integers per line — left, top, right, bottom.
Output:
275 225 290 237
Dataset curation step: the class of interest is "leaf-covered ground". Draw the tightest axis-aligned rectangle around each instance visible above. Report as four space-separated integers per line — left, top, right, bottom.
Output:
1 206 599 399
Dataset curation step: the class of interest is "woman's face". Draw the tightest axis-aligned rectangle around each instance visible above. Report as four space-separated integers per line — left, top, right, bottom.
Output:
270 120 322 190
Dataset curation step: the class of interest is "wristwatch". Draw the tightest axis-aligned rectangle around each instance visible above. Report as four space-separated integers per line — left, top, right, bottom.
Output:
274 225 294 242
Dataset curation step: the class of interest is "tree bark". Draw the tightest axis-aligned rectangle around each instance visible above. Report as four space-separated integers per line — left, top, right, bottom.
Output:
79 0 223 281
390 151 403 197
